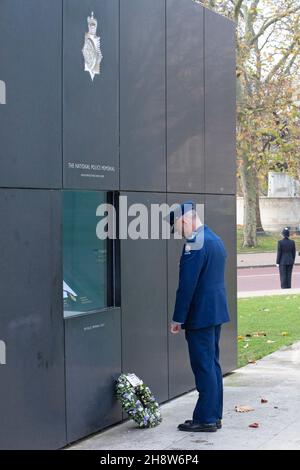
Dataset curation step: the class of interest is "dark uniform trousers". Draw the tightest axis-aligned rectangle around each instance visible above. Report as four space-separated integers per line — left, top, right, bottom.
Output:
279 264 293 289
185 325 222 424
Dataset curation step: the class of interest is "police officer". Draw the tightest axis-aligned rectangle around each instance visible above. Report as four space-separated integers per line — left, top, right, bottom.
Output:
276 227 296 289
168 202 230 432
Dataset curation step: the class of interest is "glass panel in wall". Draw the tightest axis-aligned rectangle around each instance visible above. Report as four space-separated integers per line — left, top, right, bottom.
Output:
63 191 109 318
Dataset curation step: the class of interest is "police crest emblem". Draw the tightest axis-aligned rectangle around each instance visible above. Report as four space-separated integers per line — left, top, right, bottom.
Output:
185 244 192 254
82 12 103 81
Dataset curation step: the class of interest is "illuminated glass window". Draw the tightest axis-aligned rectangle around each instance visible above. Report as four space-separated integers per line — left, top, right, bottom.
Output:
63 191 117 318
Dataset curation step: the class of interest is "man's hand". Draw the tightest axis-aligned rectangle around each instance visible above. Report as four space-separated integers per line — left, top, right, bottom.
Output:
170 322 181 334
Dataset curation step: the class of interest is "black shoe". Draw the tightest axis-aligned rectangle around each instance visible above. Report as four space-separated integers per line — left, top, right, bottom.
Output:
178 421 217 432
184 419 222 429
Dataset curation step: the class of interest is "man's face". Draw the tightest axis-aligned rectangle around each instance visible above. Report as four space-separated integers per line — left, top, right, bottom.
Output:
174 214 194 239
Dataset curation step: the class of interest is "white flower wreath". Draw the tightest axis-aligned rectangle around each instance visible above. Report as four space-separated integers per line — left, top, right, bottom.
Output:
115 374 162 428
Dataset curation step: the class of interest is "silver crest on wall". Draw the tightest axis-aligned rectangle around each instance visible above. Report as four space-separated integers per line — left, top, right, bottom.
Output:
82 12 103 81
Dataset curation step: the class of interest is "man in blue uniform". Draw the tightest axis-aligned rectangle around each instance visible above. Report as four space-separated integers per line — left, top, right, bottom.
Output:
168 202 230 432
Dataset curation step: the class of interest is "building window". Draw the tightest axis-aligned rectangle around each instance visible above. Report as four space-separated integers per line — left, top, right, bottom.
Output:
63 190 118 318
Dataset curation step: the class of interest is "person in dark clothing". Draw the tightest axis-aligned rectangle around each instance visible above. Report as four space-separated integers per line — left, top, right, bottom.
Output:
276 227 296 289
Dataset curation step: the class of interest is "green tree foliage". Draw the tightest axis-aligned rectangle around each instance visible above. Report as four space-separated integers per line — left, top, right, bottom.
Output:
197 0 300 246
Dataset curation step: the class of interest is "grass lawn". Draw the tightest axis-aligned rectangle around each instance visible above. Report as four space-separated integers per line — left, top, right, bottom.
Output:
237 228 300 254
238 294 300 368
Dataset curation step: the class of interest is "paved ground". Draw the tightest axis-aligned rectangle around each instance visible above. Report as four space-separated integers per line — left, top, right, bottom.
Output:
69 342 300 451
238 251 300 268
238 265 300 294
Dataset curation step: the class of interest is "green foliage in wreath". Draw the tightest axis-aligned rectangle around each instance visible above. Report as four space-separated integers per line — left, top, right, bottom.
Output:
116 374 162 428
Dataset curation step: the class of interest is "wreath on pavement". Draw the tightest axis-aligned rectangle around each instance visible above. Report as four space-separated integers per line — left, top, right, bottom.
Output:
115 373 162 428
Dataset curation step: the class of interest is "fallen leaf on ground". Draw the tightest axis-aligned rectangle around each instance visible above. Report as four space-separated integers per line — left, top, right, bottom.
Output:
261 398 268 404
238 335 245 341
243 344 249 349
246 334 252 338
281 331 289 336
267 340 276 344
253 332 267 337
235 405 254 413
248 360 257 364
249 422 259 429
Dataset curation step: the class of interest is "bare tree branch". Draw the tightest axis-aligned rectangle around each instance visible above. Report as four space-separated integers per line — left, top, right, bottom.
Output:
265 43 295 82
284 52 298 76
250 6 300 45
259 25 276 52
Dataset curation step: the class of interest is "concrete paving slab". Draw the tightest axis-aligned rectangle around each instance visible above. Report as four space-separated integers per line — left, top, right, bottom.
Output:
68 342 300 451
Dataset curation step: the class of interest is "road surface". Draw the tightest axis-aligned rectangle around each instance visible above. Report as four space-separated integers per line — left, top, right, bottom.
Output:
238 265 300 293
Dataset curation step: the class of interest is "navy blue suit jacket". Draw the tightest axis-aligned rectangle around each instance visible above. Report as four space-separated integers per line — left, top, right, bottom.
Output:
172 224 230 329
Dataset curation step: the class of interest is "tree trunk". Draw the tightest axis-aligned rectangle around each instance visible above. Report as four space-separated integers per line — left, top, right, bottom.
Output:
240 155 257 248
255 176 265 233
